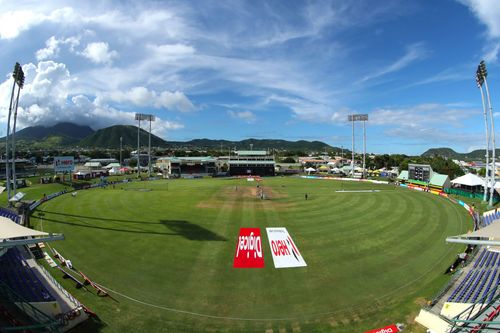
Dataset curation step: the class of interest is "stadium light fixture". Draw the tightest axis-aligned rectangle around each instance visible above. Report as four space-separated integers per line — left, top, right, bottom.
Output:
120 136 123 167
5 62 25 203
135 113 155 177
476 66 490 202
11 63 24 195
347 114 368 178
477 60 496 207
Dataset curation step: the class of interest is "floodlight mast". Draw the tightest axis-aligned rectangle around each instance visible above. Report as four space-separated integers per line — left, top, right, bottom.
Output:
476 67 489 202
11 64 24 195
120 136 123 166
480 61 497 207
347 114 369 178
5 62 24 203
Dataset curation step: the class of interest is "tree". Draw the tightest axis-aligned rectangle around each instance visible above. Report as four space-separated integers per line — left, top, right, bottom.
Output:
281 157 296 163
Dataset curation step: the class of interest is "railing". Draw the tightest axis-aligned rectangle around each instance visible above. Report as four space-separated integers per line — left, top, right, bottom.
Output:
0 280 60 332
38 264 81 308
449 286 500 332
427 269 465 308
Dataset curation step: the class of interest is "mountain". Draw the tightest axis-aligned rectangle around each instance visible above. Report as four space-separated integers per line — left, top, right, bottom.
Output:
78 125 168 148
421 147 500 160
2 122 94 148
421 148 461 158
3 122 339 152
168 138 335 152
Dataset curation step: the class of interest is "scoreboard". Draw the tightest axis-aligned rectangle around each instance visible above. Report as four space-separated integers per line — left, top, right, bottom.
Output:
408 164 432 182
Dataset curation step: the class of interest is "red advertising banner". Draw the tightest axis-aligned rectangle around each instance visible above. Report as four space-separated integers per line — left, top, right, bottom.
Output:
364 324 399 333
233 228 264 268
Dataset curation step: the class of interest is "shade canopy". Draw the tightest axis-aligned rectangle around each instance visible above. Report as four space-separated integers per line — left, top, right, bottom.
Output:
451 173 484 187
0 216 48 241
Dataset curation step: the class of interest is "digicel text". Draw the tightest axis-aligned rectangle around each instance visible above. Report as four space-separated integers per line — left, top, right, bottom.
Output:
236 232 262 259
233 228 265 268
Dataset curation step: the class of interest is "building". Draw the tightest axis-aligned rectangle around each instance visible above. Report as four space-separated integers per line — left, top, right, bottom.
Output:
229 150 275 176
397 164 451 191
156 157 217 177
0 159 37 180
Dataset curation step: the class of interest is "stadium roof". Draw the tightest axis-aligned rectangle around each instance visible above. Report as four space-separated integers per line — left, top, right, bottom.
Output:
397 171 408 180
429 173 450 187
157 156 216 163
0 216 48 240
229 160 275 165
447 220 500 245
236 150 268 156
451 173 484 187
0 217 64 247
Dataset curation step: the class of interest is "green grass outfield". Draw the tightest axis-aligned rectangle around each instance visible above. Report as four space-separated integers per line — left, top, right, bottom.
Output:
31 177 470 333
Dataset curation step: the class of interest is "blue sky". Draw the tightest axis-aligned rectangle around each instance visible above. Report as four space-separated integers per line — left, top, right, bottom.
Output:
0 0 500 155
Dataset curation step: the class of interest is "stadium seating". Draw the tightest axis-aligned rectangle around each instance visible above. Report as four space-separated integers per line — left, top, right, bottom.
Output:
482 209 500 227
0 207 20 224
447 248 500 303
0 247 55 302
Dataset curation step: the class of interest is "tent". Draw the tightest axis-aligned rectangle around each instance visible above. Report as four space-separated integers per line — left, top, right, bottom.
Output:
318 165 329 172
451 173 484 187
451 173 484 192
108 167 120 175
305 167 316 175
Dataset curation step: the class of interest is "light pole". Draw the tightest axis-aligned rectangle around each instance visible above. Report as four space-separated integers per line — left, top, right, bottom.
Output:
11 65 24 195
135 114 142 177
347 114 369 178
135 113 155 178
478 61 497 207
120 136 123 166
5 63 24 202
476 66 489 202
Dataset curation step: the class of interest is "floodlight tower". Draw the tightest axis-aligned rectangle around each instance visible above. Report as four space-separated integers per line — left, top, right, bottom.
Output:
348 114 368 178
478 61 497 207
147 114 155 177
135 113 155 177
5 63 24 202
11 63 25 194
476 66 490 202
119 136 123 166
135 113 144 177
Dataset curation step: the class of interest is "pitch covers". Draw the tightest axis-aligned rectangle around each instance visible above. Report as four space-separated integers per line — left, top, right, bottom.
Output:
266 227 307 268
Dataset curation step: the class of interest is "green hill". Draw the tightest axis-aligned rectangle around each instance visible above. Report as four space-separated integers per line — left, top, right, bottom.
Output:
169 138 337 152
1 122 94 149
78 125 168 148
421 147 500 160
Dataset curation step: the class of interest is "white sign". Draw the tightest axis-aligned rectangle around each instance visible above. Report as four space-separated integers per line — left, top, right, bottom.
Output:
54 156 74 172
266 228 307 268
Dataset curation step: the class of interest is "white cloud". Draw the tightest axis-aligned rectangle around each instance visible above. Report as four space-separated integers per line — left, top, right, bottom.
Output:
36 36 80 61
0 10 45 39
0 7 79 40
459 0 500 61
0 61 183 137
81 42 118 65
360 42 428 83
101 87 195 112
228 110 256 123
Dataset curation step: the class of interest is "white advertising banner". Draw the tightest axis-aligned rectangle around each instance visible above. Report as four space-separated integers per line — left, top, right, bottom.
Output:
266 227 307 268
54 156 75 172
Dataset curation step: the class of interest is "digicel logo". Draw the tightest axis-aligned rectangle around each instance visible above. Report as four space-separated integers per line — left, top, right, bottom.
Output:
233 228 264 268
